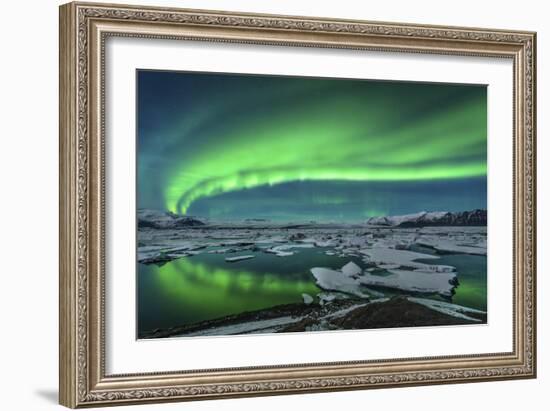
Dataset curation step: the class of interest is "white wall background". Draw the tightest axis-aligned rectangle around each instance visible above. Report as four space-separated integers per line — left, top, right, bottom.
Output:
0 0 546 410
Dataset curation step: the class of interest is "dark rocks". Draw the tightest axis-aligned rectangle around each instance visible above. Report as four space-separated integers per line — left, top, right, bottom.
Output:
139 295 486 339
332 296 485 329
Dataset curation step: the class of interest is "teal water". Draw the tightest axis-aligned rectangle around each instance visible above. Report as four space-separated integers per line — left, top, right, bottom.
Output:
137 247 487 335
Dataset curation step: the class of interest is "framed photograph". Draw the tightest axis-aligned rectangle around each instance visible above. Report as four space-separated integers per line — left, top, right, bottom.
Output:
59 2 537 408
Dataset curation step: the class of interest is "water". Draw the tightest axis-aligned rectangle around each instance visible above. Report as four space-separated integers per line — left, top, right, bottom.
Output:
137 247 487 335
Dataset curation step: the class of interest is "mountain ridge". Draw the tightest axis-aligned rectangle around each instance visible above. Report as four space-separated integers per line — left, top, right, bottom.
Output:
366 209 487 227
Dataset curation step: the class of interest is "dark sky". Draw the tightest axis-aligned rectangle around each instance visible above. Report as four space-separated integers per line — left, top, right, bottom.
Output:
137 70 487 221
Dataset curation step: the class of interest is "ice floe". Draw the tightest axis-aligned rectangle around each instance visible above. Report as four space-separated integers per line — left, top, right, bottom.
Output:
416 237 487 256
361 268 457 297
302 293 314 305
225 255 255 262
312 259 457 298
266 243 314 257
310 267 370 298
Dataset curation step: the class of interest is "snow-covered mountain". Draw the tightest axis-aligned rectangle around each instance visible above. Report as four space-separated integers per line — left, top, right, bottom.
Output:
137 209 205 229
366 209 487 227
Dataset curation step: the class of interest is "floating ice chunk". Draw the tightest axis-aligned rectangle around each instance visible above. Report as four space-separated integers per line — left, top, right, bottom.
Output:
341 261 362 276
360 268 457 297
225 255 255 262
419 265 456 273
208 248 232 254
360 247 439 268
310 268 369 298
408 297 486 322
315 240 337 247
302 293 314 305
276 251 295 257
359 246 455 274
137 243 199 263
416 238 487 256
266 243 314 257
274 244 315 251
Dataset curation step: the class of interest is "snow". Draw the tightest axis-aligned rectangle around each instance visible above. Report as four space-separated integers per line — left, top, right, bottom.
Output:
225 255 255 262
322 302 370 320
178 316 302 337
320 298 392 320
366 210 485 227
390 211 430 226
408 297 486 322
367 211 440 226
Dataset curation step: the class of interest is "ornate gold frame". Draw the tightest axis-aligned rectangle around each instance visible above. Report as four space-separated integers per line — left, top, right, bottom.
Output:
59 1 537 408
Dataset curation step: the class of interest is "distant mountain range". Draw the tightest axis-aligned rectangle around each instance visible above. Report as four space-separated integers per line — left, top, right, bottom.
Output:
138 208 487 229
366 209 487 227
137 209 205 229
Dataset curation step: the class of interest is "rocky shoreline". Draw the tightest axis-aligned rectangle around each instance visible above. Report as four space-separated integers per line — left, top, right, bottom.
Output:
140 295 487 339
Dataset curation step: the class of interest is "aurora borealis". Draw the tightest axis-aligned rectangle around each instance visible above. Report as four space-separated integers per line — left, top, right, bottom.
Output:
137 70 487 221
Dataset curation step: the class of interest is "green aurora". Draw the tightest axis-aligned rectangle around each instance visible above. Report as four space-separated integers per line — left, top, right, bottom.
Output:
139 254 322 331
137 71 487 220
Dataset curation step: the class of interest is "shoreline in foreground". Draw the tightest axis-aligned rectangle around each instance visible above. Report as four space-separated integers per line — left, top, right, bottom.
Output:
139 295 487 339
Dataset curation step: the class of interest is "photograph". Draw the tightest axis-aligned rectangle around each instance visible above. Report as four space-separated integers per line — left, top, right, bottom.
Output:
136 71 488 339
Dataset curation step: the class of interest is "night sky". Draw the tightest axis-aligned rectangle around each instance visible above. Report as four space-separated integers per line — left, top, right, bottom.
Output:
137 70 487 222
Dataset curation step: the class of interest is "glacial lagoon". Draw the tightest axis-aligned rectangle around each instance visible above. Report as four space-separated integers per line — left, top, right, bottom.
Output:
137 220 487 338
